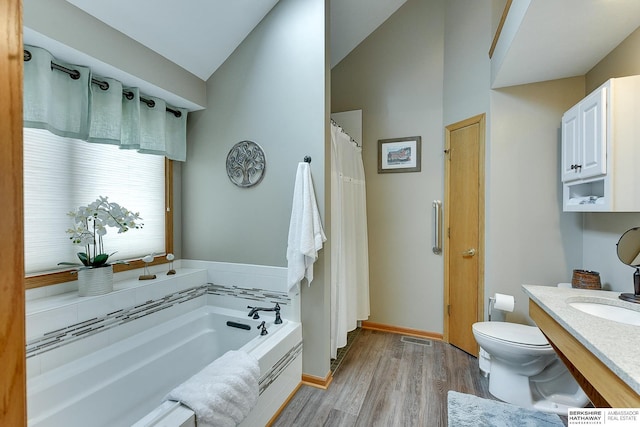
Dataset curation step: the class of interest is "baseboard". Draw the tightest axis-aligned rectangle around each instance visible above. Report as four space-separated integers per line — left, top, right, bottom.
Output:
265 382 303 427
265 373 333 426
301 371 333 390
361 321 443 340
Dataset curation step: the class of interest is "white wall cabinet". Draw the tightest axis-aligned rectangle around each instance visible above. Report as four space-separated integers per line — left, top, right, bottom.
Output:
562 75 640 212
561 88 607 183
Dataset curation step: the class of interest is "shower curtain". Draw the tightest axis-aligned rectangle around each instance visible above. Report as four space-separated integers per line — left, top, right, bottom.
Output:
330 121 370 359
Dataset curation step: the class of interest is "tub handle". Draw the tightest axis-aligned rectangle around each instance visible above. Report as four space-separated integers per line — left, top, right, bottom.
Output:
257 321 268 336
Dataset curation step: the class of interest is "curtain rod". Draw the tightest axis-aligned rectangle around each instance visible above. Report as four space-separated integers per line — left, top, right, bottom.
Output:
330 118 360 147
23 49 182 118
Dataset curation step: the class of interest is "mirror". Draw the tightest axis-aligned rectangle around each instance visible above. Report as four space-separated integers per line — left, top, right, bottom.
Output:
617 227 640 266
616 227 640 302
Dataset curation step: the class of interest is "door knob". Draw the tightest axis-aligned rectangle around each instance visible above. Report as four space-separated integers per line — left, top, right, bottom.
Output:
462 248 476 257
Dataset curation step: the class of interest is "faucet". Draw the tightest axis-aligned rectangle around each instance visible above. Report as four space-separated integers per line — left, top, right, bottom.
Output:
257 321 268 336
247 303 282 324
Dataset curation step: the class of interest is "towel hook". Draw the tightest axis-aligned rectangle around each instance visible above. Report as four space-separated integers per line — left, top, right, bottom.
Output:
303 156 311 163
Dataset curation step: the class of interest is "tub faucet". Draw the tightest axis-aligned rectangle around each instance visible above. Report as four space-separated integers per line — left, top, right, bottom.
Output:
257 321 268 336
247 303 281 322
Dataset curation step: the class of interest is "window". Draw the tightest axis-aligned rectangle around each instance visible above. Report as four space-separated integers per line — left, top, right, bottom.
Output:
24 128 171 287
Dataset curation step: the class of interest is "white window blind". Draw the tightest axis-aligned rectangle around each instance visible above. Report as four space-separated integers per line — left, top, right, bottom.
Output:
24 128 166 274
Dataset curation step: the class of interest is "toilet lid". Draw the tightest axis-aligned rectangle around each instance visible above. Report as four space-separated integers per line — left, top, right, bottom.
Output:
473 322 550 346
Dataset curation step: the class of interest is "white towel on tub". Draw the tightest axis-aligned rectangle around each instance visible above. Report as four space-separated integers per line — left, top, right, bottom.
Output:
165 350 260 427
286 162 327 293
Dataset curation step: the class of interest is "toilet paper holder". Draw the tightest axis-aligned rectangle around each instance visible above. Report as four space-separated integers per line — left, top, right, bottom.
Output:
487 293 515 321
488 296 497 321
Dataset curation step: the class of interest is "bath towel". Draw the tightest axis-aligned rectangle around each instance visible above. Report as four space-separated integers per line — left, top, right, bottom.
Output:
286 162 327 293
165 350 260 427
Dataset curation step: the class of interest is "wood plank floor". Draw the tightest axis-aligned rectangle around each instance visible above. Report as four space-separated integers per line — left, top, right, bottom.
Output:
272 329 494 427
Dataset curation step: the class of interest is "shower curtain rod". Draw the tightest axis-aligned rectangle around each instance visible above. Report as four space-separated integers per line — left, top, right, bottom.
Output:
331 118 360 147
23 49 182 118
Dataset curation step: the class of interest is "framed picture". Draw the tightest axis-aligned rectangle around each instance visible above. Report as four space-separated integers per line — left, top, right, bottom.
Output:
378 136 421 173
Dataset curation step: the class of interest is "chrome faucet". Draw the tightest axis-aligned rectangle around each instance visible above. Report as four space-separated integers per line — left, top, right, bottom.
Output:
247 303 282 324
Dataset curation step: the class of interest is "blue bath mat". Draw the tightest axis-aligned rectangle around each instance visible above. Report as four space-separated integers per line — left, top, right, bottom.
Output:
447 391 564 427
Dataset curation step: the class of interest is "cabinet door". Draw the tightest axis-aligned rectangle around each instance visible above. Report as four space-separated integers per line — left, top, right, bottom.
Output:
579 87 607 179
561 104 580 182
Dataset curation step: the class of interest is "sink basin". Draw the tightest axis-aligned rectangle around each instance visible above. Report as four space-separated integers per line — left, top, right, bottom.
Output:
569 301 640 326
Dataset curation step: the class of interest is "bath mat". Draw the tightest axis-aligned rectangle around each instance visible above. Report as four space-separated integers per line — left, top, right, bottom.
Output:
447 391 564 427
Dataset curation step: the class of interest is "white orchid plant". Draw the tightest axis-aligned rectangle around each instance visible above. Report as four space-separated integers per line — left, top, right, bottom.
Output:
59 196 143 268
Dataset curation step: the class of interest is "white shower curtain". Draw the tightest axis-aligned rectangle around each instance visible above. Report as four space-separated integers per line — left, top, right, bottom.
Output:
330 122 370 359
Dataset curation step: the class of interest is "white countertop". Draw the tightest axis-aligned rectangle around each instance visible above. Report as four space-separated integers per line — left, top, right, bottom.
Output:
522 284 640 396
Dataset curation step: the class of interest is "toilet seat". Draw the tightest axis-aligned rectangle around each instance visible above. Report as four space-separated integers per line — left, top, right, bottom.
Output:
473 322 551 348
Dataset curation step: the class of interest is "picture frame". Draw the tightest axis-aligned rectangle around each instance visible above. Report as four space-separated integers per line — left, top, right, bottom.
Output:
378 136 421 173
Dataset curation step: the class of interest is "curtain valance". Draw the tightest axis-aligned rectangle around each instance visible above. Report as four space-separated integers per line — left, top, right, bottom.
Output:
23 45 188 161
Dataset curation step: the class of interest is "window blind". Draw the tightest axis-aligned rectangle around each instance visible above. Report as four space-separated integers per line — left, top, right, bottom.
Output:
24 128 165 274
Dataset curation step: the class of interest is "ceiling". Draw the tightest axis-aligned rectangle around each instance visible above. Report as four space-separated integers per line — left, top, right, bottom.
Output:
29 1 640 99
64 0 408 81
492 0 640 88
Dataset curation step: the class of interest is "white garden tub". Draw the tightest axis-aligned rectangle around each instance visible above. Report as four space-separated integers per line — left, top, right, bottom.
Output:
27 305 302 427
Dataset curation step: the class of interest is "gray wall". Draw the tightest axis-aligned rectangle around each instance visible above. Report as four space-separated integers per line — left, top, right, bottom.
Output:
581 27 640 294
444 0 584 324
182 0 331 378
332 0 597 331
332 0 445 332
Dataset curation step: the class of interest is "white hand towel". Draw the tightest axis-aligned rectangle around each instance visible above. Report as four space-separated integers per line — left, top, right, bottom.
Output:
287 162 327 293
165 350 260 427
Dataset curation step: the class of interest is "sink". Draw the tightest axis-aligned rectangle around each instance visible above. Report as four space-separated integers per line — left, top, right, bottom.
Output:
569 301 640 326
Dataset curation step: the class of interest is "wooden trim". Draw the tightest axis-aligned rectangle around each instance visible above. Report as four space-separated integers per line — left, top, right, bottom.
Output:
443 113 486 344
361 321 443 340
489 0 513 58
1 0 26 424
301 372 333 390
529 300 640 408
25 158 175 289
25 257 172 289
265 382 303 427
477 115 486 326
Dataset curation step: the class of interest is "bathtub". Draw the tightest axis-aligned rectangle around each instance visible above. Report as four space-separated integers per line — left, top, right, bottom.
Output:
27 305 302 427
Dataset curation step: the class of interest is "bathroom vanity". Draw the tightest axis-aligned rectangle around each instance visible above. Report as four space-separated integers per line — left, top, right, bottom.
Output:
523 285 640 408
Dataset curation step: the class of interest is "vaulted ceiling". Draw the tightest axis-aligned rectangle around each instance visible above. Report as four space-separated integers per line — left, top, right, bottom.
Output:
63 0 408 80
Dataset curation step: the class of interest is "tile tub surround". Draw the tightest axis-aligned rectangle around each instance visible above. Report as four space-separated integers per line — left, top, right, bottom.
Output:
522 284 640 395
182 259 300 322
26 268 208 342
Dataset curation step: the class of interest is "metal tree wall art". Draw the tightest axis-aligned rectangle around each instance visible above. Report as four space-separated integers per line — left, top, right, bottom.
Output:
226 140 266 188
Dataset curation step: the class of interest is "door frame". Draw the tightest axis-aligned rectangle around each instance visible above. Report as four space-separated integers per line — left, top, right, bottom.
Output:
1 0 26 425
443 113 486 345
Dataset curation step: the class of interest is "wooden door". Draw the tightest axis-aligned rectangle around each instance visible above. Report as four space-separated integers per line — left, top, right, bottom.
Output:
444 114 485 356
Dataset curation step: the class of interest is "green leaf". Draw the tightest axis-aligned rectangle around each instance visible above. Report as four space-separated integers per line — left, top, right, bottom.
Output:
77 252 90 266
92 253 109 266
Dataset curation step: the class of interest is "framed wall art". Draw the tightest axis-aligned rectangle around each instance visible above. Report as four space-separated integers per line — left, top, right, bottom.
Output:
378 136 421 173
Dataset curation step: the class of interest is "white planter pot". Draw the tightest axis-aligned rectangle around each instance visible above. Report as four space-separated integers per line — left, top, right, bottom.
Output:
77 265 114 296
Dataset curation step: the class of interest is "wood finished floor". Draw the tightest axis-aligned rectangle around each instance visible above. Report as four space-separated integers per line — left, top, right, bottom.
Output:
272 329 494 427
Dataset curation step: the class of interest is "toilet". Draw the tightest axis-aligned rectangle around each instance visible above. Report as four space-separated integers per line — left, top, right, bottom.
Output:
472 321 589 415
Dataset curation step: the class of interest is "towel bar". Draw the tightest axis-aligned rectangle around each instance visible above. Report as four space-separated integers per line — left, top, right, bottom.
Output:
432 200 442 255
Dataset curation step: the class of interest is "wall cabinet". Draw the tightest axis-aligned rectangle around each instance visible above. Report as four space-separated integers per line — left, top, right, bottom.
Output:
562 75 640 212
561 89 606 183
